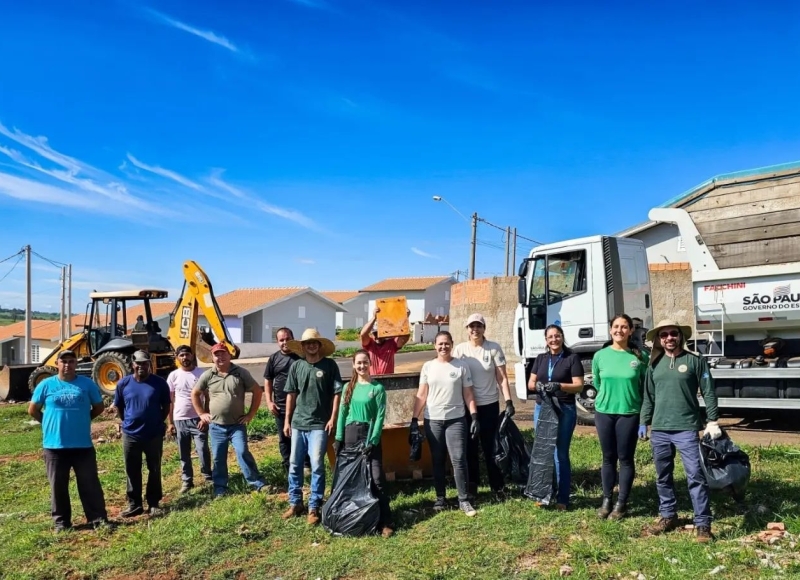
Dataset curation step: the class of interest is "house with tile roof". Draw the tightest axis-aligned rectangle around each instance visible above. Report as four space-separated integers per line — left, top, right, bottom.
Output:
0 314 85 365
321 290 370 330
358 276 456 324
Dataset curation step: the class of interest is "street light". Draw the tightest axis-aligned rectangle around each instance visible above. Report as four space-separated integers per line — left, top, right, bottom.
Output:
432 196 478 280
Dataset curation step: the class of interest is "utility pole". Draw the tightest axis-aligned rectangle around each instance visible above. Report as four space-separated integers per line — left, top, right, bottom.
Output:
512 228 518 275
67 264 72 339
59 266 66 343
469 213 478 280
24 245 31 364
504 226 511 276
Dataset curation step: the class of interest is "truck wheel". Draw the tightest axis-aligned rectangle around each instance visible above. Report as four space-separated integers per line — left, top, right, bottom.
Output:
92 352 132 397
576 358 596 426
28 366 58 393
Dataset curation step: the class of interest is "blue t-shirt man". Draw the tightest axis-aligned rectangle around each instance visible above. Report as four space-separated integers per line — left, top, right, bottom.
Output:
32 375 104 449
114 374 171 441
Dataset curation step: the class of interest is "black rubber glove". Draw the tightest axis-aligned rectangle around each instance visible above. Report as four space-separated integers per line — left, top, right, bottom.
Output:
408 417 420 444
544 381 561 395
333 440 342 455
362 443 374 457
535 381 546 394
505 399 515 419
470 413 480 440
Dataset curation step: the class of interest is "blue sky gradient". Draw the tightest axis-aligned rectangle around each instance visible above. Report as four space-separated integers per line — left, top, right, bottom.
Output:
2 0 800 311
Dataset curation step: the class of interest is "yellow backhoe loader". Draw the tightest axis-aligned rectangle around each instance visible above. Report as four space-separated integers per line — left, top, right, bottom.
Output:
26 260 238 397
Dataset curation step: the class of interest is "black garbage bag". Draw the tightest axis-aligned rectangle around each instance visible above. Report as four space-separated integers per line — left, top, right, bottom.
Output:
494 412 531 490
409 428 424 462
524 393 559 504
321 447 381 537
699 431 751 501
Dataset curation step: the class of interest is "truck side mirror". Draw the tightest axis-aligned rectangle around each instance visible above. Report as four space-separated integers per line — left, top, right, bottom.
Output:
517 278 527 305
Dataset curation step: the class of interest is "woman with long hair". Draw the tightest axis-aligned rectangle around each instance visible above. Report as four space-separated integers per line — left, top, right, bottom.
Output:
333 349 393 537
526 324 585 510
410 331 479 517
592 313 648 520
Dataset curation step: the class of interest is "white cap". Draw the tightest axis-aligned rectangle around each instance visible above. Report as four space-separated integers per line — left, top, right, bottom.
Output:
465 313 486 327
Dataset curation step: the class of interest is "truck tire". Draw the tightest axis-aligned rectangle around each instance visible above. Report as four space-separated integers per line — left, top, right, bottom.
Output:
576 358 596 426
92 352 132 397
28 366 58 393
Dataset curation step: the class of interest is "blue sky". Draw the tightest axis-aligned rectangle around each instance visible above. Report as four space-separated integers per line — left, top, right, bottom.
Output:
1 0 800 312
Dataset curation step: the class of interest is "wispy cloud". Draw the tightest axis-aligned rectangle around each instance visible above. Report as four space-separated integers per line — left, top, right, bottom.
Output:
411 247 439 259
295 258 316 265
126 153 202 190
145 8 240 53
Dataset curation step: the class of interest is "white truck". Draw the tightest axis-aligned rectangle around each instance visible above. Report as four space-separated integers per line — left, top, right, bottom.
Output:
513 235 654 425
650 207 800 410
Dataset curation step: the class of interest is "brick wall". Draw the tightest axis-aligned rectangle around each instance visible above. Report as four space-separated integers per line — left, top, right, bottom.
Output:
449 277 519 357
449 266 695 354
649 262 693 326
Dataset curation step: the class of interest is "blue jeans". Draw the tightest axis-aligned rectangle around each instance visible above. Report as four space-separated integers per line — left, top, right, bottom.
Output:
534 402 577 506
208 423 265 495
288 429 328 510
651 430 712 527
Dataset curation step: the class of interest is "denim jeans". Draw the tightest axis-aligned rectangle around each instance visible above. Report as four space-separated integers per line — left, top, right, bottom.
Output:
534 402 577 506
175 418 212 484
424 416 469 502
208 423 265 496
651 430 712 527
288 429 328 510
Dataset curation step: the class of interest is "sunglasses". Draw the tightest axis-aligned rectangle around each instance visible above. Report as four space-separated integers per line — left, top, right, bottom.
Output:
659 330 680 339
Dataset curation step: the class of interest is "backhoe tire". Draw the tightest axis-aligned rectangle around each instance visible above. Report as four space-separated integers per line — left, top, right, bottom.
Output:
28 366 58 394
576 358 596 427
92 352 132 397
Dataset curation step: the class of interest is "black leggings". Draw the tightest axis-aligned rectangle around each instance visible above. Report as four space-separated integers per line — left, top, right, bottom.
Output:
594 412 639 503
424 416 469 502
344 423 392 527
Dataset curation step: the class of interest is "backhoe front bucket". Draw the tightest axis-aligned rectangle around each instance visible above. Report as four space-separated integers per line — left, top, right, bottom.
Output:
0 364 37 402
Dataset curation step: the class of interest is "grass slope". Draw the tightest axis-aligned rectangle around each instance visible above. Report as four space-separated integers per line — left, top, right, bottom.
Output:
0 403 797 580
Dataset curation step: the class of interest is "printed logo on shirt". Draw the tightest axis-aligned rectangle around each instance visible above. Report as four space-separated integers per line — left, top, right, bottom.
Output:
368 390 375 399
315 370 324 378
702 372 710 379
449 371 458 378
630 360 639 369
497 355 506 365
483 354 490 363
678 364 688 373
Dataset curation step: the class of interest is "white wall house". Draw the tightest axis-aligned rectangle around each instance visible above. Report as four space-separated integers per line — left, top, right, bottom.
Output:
322 291 371 330
358 276 456 324
0 317 82 366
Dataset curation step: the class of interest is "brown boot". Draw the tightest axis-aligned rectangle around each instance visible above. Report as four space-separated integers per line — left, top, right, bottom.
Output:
307 508 321 526
608 502 627 520
649 516 679 535
695 526 713 543
281 503 305 520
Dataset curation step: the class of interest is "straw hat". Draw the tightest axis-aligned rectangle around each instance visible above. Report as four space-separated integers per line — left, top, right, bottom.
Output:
287 328 336 358
646 319 693 343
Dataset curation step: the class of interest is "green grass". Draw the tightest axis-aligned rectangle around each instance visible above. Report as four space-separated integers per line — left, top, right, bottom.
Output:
332 343 435 358
335 328 361 341
1 402 798 579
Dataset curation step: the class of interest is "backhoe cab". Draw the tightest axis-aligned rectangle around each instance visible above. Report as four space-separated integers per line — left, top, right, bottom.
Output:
28 290 176 396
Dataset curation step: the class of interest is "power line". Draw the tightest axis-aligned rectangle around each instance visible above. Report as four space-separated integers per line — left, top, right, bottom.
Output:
476 216 543 245
0 254 24 284
31 250 68 268
0 249 23 265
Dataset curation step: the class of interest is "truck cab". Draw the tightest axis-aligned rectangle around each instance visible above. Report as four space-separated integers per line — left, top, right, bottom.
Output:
514 235 653 425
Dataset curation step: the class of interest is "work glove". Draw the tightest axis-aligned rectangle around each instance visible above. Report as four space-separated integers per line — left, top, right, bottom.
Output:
703 421 722 440
469 413 480 440
408 417 420 444
535 381 546 395
362 443 374 457
504 399 515 419
544 382 561 395
638 425 649 441
333 440 342 456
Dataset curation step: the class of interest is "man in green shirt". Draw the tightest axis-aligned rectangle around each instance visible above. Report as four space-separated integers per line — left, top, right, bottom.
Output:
640 319 721 543
281 329 343 525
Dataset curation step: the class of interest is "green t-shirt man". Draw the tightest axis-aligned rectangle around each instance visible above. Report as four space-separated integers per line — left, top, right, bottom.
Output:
335 381 387 446
284 358 343 430
592 347 648 415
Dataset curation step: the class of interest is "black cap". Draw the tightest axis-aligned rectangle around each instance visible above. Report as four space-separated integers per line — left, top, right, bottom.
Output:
175 345 193 355
57 349 77 360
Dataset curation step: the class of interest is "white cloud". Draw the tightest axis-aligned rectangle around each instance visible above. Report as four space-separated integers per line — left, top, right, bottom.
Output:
126 153 202 191
411 247 439 259
208 169 246 198
296 258 316 265
145 9 240 53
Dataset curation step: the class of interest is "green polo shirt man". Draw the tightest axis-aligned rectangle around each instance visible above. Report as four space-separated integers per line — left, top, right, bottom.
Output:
193 342 267 497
